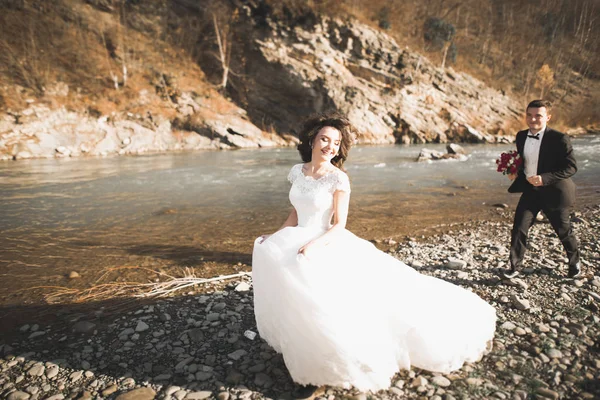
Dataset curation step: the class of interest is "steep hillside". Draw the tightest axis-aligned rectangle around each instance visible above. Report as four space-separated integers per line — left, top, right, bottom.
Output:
0 0 596 160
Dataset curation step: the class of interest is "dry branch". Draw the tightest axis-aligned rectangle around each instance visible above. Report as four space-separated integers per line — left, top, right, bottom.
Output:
27 266 251 304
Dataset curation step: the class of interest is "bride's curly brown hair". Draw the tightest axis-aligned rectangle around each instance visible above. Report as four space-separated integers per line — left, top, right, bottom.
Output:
297 112 356 170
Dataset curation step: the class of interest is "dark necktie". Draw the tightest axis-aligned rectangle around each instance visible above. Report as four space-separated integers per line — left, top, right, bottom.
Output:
527 133 540 140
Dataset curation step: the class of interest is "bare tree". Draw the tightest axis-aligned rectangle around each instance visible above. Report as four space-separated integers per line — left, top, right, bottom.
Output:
100 28 119 90
212 13 232 90
118 1 128 87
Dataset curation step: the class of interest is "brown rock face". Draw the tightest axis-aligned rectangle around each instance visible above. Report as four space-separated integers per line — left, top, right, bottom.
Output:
225 6 522 143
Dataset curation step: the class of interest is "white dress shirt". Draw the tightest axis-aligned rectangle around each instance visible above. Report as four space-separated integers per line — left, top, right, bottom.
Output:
523 127 545 177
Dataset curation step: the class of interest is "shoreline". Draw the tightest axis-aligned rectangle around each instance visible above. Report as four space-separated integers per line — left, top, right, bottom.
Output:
0 127 600 162
0 204 598 399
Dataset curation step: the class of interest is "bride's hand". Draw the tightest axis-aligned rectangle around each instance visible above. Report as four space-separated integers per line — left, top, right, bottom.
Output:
258 234 271 244
298 241 316 257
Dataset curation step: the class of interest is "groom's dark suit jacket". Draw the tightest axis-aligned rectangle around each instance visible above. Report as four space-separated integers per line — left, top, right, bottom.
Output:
508 128 577 209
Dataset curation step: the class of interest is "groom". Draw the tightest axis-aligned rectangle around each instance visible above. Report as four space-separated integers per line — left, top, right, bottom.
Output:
502 100 581 279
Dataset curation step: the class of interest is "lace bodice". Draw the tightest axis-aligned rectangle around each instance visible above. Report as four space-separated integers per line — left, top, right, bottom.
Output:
287 163 351 230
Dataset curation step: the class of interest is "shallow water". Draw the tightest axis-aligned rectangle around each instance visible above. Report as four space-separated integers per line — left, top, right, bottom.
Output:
0 136 598 305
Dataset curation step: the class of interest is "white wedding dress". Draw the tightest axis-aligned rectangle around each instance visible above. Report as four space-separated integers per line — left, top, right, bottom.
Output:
252 164 496 392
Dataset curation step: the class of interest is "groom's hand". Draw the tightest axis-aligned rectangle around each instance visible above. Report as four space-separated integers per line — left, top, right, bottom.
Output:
508 173 517 181
527 175 543 187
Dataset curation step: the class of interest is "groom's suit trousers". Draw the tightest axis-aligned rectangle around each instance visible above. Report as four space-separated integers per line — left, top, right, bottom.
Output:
509 187 580 270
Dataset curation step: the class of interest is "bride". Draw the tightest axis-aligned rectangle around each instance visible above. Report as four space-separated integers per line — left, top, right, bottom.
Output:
252 113 496 393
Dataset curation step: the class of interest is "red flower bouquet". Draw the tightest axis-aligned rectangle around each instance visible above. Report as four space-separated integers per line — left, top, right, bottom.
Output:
496 150 522 175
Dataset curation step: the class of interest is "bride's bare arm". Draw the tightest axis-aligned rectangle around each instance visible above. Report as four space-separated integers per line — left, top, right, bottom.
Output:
298 189 349 253
279 208 299 230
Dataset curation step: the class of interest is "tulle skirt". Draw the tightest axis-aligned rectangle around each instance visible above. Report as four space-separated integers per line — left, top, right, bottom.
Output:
252 226 496 392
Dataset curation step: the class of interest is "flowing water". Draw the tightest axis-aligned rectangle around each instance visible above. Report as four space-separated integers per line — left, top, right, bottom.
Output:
1 136 598 306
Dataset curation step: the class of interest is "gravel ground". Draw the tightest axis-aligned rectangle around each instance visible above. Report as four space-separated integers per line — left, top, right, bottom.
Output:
1 205 598 400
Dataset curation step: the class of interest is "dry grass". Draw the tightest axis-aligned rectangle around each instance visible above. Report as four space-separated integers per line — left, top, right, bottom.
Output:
0 0 597 126
0 0 211 116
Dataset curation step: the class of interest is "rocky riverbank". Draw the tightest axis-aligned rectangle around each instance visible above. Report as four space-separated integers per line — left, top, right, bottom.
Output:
0 204 598 400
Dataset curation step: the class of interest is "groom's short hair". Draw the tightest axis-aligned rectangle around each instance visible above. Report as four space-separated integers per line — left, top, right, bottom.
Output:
527 99 552 112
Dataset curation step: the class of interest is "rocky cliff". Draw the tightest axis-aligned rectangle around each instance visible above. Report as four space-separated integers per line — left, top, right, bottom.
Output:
222 4 522 145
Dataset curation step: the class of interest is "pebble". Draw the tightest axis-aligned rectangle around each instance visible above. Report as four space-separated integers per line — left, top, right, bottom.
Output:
72 321 96 333
70 370 83 382
195 371 212 381
7 392 30 400
68 271 81 279
206 313 220 322
546 349 563 359
411 376 428 387
174 390 188 400
465 377 483 386
445 258 466 269
228 349 247 360
165 386 181 396
254 372 273 387
235 282 251 291
78 391 93 400
535 387 559 399
188 328 204 342
514 327 527 336
28 331 46 339
102 384 118 396
115 387 156 400
510 295 531 311
431 375 451 387
500 321 516 330
27 364 45 377
217 392 230 400
135 321 150 332
537 323 551 333
185 391 212 400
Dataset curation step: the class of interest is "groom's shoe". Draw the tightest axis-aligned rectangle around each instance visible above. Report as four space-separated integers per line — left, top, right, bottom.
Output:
568 262 582 279
501 268 520 279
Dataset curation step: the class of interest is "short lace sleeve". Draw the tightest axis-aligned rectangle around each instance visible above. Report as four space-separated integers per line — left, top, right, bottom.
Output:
333 170 351 193
287 164 303 184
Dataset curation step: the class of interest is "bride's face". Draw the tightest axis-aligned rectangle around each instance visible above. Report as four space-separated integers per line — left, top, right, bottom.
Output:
312 127 341 162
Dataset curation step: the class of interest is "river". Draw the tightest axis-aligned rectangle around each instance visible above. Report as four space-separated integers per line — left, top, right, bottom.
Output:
1 136 598 306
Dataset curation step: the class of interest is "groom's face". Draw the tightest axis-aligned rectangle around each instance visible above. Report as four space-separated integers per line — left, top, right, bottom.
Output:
526 106 551 133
